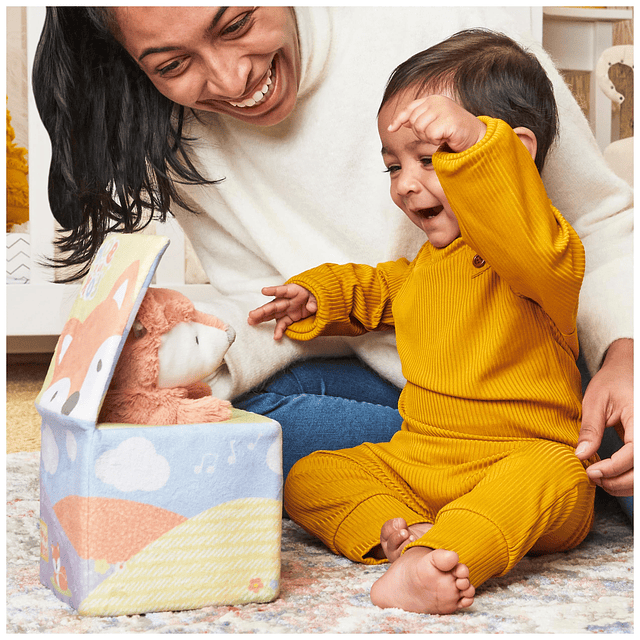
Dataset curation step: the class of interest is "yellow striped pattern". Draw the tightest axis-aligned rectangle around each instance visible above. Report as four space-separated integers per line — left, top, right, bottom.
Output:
78 498 281 616
283 118 594 587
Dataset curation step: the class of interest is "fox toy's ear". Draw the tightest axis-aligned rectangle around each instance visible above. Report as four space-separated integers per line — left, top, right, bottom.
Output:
132 320 148 340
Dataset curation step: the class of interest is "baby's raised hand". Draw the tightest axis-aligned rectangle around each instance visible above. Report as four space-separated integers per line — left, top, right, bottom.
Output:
388 95 486 154
248 284 318 340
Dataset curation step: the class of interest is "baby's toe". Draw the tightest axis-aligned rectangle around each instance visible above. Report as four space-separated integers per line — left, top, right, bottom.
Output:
381 518 407 542
429 548 460 573
389 517 408 532
391 528 412 546
452 562 470 579
457 595 475 610
455 576 470 591
382 530 413 561
460 584 475 599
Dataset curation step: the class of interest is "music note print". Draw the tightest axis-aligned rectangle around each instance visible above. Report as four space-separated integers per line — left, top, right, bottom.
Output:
194 453 217 474
248 433 263 451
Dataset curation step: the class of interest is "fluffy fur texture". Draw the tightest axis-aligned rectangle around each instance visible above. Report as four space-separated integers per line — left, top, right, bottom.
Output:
99 288 233 425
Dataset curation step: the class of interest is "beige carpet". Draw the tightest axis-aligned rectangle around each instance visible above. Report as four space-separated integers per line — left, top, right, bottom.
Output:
7 450 634 633
6 361 49 453
5 359 634 632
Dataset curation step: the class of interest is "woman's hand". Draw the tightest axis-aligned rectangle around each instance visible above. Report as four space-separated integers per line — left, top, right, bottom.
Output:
248 284 318 340
387 95 487 154
575 338 633 496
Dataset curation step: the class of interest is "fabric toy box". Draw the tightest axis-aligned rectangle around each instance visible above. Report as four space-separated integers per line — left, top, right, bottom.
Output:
36 234 282 616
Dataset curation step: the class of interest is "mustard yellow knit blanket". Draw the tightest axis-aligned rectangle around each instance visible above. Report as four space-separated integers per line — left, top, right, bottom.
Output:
6 106 29 231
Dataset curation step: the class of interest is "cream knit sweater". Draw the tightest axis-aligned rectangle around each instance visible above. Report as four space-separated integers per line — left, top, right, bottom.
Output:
171 7 633 401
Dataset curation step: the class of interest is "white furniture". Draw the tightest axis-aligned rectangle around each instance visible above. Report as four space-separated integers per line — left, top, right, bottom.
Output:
543 6 633 152
7 7 543 350
596 44 634 187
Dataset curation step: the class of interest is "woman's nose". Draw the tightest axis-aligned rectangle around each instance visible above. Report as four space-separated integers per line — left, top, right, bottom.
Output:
200 49 252 100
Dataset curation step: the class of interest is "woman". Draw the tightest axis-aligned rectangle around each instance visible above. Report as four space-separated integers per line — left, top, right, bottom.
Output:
33 6 632 502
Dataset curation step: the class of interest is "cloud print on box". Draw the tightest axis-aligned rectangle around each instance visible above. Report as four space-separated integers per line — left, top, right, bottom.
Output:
95 437 171 492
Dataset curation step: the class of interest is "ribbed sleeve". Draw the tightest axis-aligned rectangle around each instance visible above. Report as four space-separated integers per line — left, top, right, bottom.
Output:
284 258 413 341
434 117 585 346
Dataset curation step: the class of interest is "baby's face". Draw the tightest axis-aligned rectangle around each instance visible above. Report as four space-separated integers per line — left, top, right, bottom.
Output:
378 92 460 248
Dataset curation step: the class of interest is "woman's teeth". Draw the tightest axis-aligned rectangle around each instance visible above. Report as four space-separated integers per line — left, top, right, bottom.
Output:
229 66 273 108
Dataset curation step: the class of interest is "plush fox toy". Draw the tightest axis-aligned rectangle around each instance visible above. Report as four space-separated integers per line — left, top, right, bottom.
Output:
99 288 235 425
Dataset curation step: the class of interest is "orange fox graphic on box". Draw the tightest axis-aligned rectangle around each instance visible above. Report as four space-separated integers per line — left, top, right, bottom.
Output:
51 544 70 595
38 251 141 421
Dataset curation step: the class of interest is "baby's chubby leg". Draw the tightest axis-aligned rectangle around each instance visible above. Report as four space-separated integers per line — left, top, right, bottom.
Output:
370 546 475 614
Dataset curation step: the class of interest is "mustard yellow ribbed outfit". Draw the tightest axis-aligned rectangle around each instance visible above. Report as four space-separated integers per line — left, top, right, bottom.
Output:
282 118 596 588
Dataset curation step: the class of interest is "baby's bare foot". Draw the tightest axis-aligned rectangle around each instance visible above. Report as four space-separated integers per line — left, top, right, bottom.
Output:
380 518 433 562
370 547 475 615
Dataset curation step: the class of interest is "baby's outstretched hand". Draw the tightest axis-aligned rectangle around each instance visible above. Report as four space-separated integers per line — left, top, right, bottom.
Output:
388 95 486 154
248 284 318 340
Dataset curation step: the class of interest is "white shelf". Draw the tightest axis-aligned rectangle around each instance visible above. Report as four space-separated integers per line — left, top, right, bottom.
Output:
543 7 633 23
542 6 633 151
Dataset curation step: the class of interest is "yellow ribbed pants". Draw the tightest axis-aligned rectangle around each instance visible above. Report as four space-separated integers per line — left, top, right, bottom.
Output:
284 430 595 587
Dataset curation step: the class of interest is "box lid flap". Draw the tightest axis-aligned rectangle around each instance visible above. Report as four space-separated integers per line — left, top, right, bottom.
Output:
36 234 170 423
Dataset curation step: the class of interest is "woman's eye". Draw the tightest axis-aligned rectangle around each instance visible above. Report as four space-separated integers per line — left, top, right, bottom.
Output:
222 10 256 36
158 59 186 77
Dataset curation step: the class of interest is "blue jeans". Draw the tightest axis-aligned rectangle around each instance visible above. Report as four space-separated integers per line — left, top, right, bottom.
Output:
233 357 403 479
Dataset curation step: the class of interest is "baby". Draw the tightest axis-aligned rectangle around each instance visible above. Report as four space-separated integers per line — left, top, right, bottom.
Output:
248 29 596 614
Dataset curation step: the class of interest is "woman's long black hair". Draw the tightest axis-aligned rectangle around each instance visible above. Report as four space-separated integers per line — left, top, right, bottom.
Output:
32 7 219 281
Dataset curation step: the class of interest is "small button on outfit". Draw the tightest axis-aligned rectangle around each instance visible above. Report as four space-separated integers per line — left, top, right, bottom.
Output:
472 254 486 268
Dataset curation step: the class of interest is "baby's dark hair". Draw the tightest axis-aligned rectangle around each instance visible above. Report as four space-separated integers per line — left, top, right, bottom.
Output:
380 29 558 172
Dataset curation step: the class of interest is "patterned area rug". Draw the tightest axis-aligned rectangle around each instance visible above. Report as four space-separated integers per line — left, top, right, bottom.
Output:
7 451 633 633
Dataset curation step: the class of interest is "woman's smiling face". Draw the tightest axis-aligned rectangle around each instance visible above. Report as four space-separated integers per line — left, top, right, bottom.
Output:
113 6 301 126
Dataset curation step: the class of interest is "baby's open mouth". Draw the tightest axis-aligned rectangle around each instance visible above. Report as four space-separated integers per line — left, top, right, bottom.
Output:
229 62 274 108
417 205 444 219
